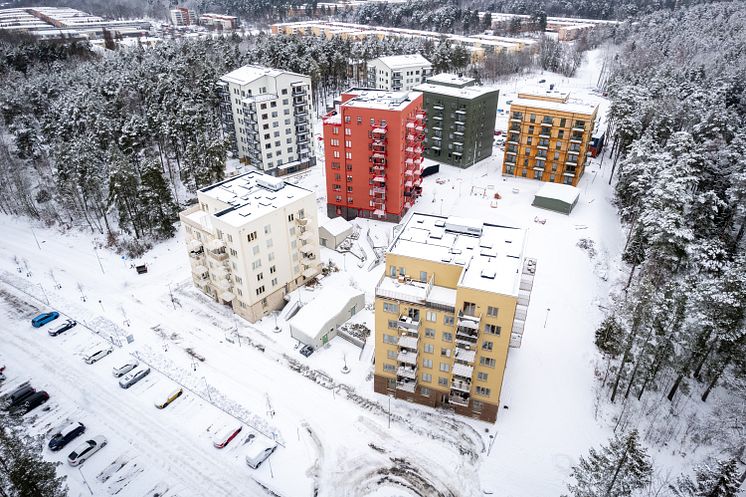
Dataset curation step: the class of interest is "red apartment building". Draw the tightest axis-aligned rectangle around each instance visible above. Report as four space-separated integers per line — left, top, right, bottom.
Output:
322 89 425 222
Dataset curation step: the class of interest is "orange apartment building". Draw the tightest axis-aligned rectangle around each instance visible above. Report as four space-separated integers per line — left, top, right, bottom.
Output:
502 89 598 186
322 89 426 222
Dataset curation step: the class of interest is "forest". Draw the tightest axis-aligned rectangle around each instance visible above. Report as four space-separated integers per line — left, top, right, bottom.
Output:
561 1 746 495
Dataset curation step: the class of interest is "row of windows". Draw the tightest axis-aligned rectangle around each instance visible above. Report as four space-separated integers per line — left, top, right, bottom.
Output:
512 112 587 129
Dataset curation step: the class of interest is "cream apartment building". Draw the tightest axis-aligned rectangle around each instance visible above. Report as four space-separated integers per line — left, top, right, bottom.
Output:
179 171 321 322
218 65 315 176
367 54 433 92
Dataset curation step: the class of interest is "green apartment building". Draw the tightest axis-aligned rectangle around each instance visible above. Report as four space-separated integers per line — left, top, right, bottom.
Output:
415 74 499 168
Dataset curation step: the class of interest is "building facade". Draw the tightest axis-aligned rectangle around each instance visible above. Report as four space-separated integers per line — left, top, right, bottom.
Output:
367 54 432 92
179 171 321 323
373 214 530 422
169 7 196 26
415 74 499 168
218 65 315 176
200 13 239 30
502 89 598 186
322 89 425 222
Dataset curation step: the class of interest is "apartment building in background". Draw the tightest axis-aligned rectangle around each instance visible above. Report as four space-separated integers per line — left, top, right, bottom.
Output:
200 13 239 30
373 213 533 422
169 7 196 26
322 89 425 222
367 54 432 92
218 65 315 177
179 171 321 323
415 74 499 168
502 88 598 186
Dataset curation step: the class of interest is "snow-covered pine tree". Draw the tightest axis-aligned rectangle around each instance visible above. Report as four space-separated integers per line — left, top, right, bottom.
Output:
670 458 741 497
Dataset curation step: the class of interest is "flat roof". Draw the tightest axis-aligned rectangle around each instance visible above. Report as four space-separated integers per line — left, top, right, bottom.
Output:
220 64 306 86
425 73 475 87
374 54 432 70
197 171 313 227
289 284 364 339
321 216 353 237
389 213 526 297
535 183 580 204
342 89 421 111
511 97 598 116
415 83 498 100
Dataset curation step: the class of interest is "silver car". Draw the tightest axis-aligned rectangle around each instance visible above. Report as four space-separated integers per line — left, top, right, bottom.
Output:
84 346 113 364
118 366 151 389
112 360 139 378
68 435 107 466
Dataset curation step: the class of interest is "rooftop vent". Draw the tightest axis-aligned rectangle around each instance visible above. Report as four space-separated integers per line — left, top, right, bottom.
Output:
257 176 285 191
481 269 496 279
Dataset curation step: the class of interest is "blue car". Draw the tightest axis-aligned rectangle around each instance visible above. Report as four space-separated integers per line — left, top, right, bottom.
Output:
31 312 60 328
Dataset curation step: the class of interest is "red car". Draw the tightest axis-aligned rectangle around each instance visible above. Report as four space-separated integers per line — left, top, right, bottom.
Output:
213 425 242 449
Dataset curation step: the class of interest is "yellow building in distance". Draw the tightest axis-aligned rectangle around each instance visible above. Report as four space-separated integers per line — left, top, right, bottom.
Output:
502 89 598 186
373 213 534 422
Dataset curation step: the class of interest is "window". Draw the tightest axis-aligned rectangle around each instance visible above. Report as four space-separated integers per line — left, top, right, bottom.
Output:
480 357 496 368
383 302 399 313
443 315 454 326
422 373 432 383
345 152 352 159
482 341 493 351
425 328 435 338
269 265 276 274
442 332 453 342
476 386 491 396
252 260 262 270
426 311 437 322
383 363 396 373
257 272 264 281
247 231 257 242
439 362 449 372
487 306 498 317
477 372 489 381
382 334 397 344
255 286 265 295
424 343 434 353
230 248 238 257
266 239 273 248
234 276 242 284
440 347 451 357
438 377 448 386
420 271 427 282
252 245 260 255
484 324 501 335
389 265 396 277
271 277 278 286
423 358 433 368
387 350 397 360
268 253 275 262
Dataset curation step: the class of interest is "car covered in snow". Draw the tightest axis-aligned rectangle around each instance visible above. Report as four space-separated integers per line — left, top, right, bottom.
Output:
213 425 242 449
5 384 36 408
49 421 86 451
244 435 277 469
112 360 139 378
119 366 151 389
83 345 113 364
155 387 183 409
12 390 49 414
48 319 77 337
31 311 60 328
68 436 107 466
299 345 314 357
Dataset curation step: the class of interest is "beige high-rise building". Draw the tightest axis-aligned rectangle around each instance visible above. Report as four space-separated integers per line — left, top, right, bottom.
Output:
373 213 533 422
179 171 321 323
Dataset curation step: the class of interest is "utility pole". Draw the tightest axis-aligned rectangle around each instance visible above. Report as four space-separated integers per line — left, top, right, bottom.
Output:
93 247 105 274
30 226 41 250
78 467 93 495
544 308 550 328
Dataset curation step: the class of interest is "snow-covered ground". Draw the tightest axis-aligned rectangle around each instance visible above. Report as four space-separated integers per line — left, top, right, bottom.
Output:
0 48 632 497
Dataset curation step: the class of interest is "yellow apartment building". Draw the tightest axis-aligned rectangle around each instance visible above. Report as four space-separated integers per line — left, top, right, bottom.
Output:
502 89 598 186
373 213 533 422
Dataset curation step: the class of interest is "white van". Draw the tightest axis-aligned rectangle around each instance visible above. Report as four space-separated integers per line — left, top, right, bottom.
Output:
245 437 277 469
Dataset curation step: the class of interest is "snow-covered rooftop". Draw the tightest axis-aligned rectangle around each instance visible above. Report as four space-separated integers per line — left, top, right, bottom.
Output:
220 64 305 86
195 171 313 227
321 216 352 237
374 54 432 70
534 183 580 204
415 82 499 101
511 96 598 116
425 73 475 87
288 284 364 341
343 89 422 111
388 213 526 297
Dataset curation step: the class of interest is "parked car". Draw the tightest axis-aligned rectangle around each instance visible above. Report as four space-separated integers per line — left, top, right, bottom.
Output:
213 425 242 449
49 422 86 451
5 384 36 408
31 312 60 328
48 319 77 337
112 360 139 378
83 346 113 364
118 366 151 389
299 345 314 357
495 137 505 146
13 391 49 414
245 436 277 469
155 387 183 409
67 436 107 466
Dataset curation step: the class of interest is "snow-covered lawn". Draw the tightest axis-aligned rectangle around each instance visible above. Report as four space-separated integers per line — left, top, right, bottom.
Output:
0 48 631 497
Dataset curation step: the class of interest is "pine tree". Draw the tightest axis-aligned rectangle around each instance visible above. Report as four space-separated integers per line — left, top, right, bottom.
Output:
670 458 741 497
565 430 653 497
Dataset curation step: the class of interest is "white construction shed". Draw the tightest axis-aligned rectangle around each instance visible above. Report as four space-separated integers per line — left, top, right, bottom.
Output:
289 285 365 348
532 183 580 214
319 217 353 248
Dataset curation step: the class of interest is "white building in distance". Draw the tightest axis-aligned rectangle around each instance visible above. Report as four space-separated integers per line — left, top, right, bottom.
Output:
169 7 197 26
218 65 315 176
179 171 321 323
367 54 433 92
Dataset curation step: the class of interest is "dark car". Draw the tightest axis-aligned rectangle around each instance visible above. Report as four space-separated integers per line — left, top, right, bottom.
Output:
14 391 49 414
48 319 77 337
49 422 86 451
300 345 314 357
32 312 60 328
5 384 36 408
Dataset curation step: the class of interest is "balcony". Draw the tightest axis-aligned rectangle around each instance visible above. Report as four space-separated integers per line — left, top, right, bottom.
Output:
449 394 470 407
397 366 417 380
397 349 418 366
457 311 480 328
370 186 386 195
397 315 421 332
396 380 417 393
398 334 419 350
572 126 585 132
566 159 578 166
192 265 208 280
432 115 443 121
207 250 228 262
433 104 444 111
510 114 522 122
541 120 553 127
451 379 471 393
570 137 583 144
300 243 316 255
454 347 476 365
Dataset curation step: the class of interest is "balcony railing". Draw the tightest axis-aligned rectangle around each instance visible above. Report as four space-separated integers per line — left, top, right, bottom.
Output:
449 394 469 407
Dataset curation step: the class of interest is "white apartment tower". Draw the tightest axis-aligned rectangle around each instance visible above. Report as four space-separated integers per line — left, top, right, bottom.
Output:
169 7 196 26
367 54 433 92
218 65 315 176
179 171 321 323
